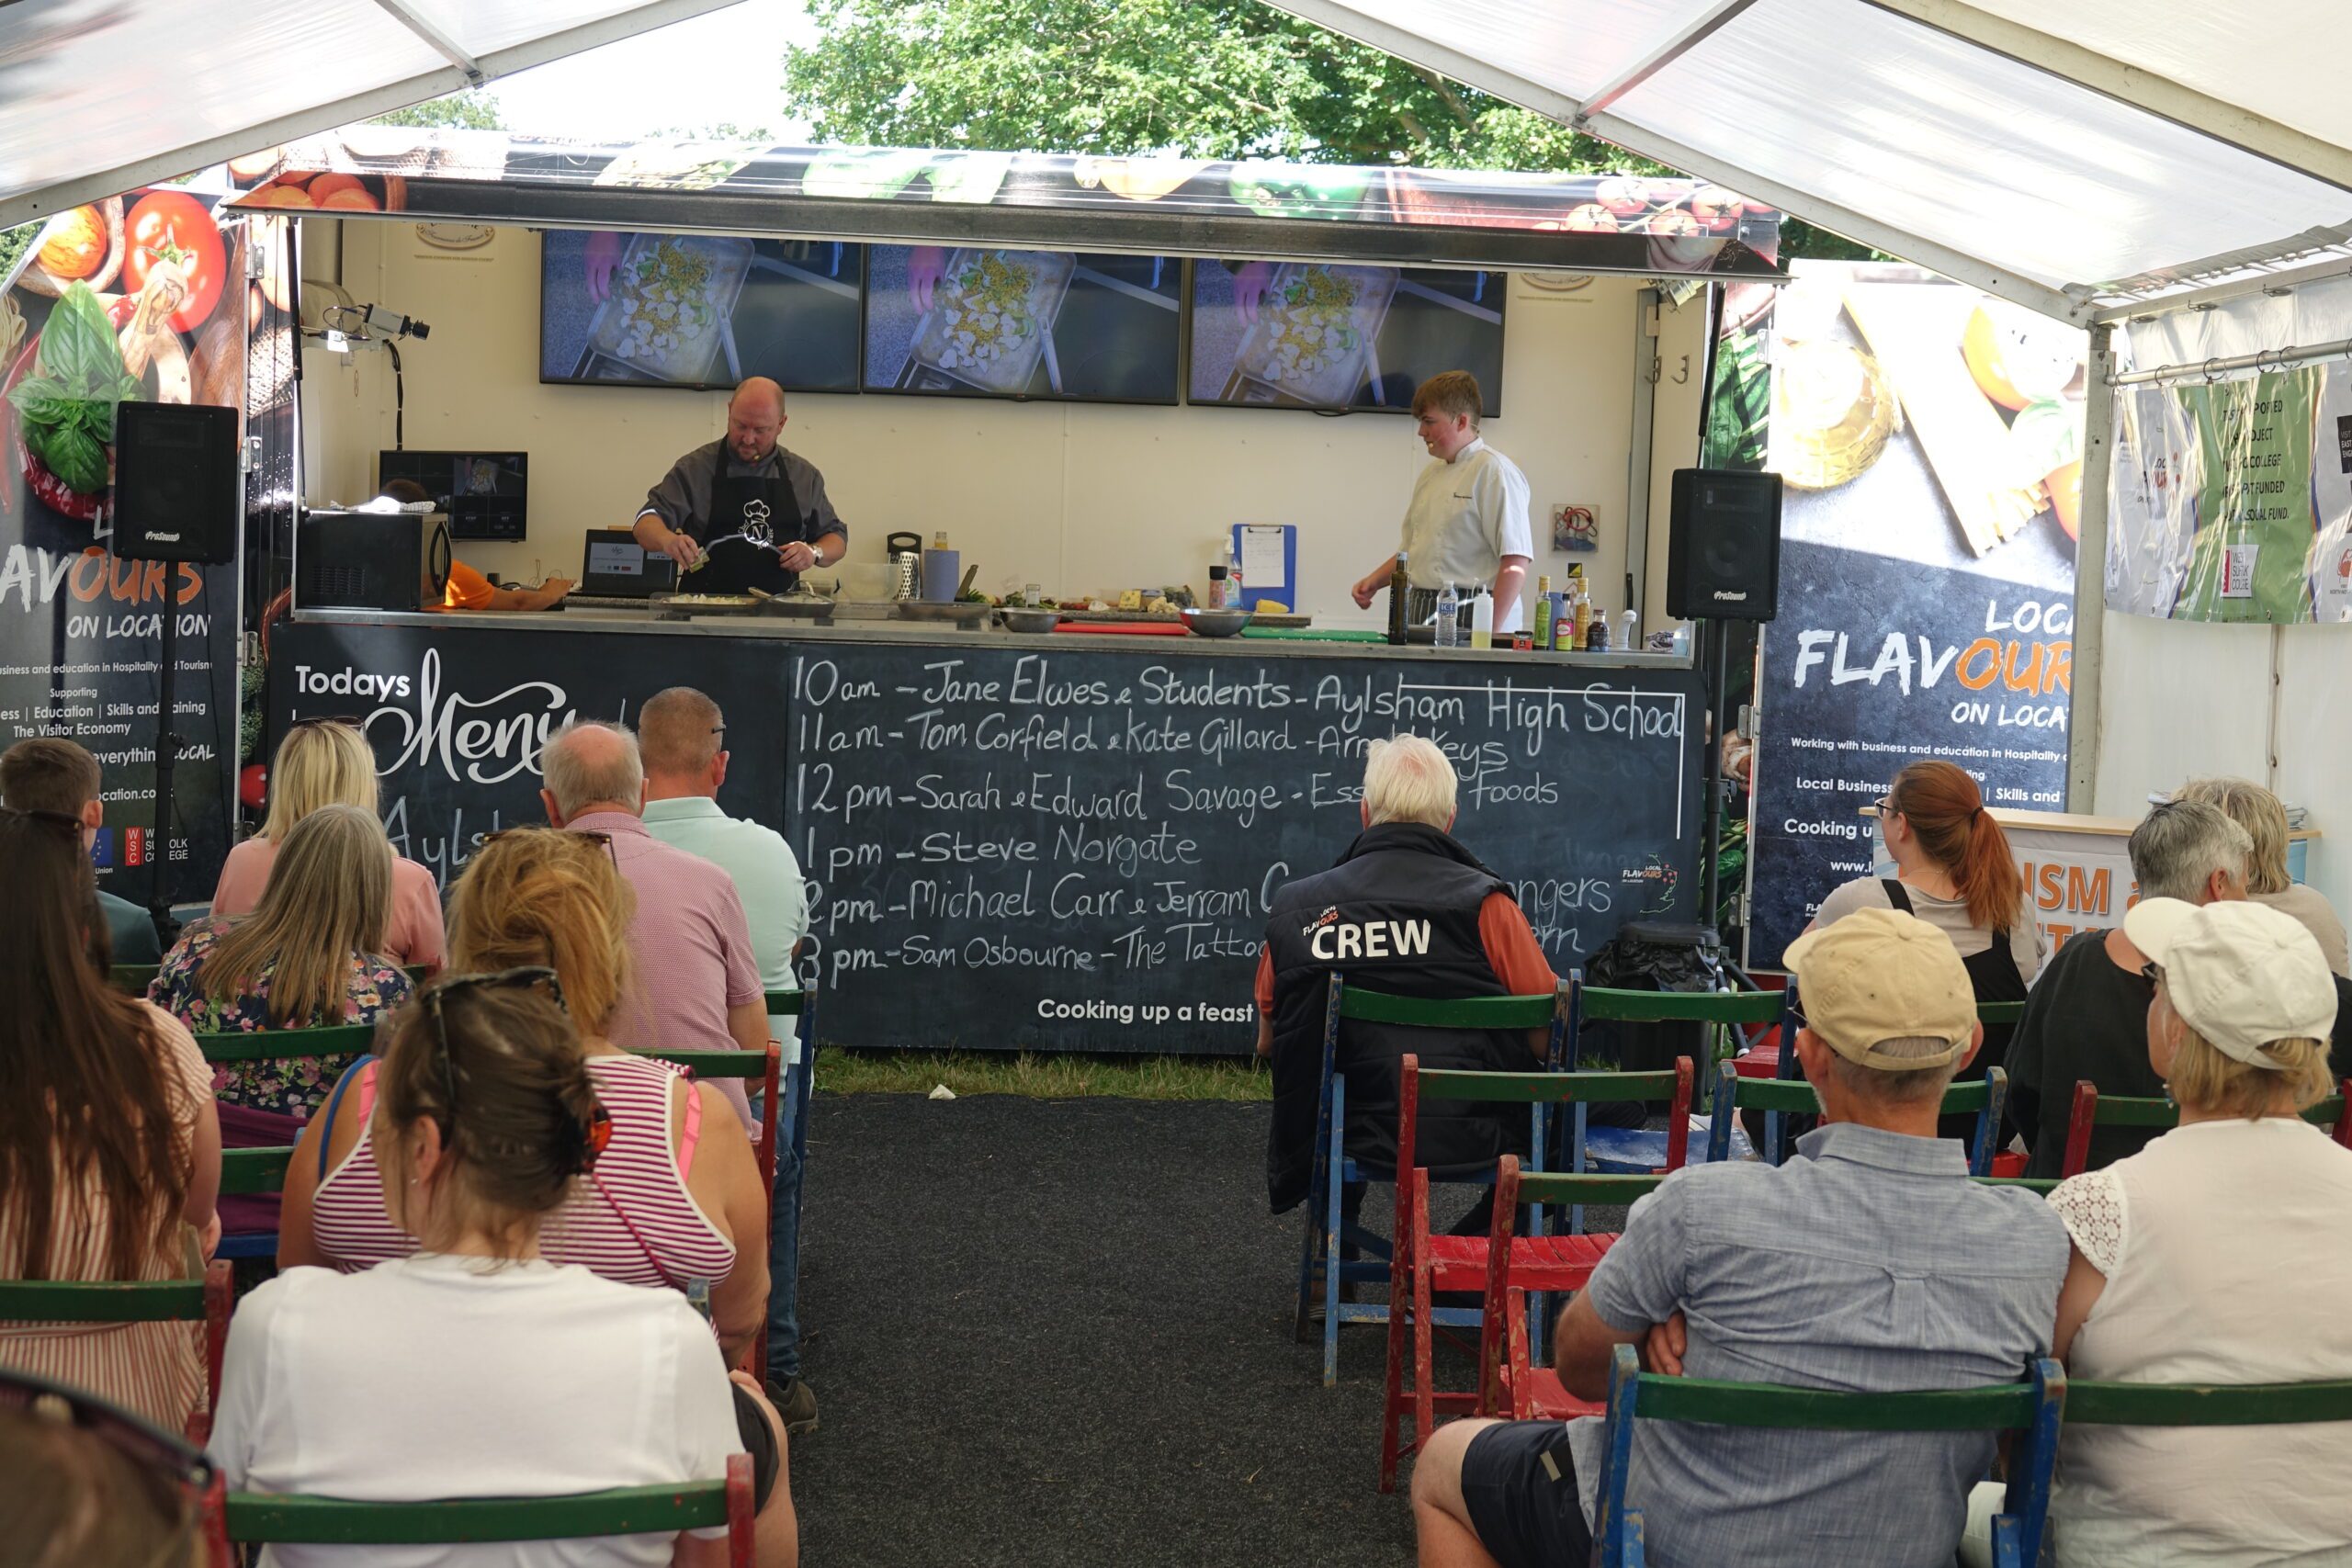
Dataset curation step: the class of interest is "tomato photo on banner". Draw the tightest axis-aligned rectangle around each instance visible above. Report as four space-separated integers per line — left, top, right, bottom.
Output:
1739 262 2086 970
1 179 251 906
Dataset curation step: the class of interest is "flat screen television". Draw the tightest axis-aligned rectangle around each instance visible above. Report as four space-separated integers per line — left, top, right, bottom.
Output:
375 450 527 541
1188 262 1506 414
863 245 1182 404
539 230 864 391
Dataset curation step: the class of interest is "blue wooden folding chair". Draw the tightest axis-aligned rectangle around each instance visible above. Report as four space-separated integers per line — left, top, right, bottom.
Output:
1590 1342 2065 1567
1293 974 1567 1386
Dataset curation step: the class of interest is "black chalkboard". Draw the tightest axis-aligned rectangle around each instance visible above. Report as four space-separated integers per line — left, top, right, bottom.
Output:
787 641 1702 1053
274 621 1704 1055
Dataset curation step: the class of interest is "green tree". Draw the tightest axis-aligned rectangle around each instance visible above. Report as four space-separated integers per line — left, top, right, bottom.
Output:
371 89 505 130
781 0 1873 258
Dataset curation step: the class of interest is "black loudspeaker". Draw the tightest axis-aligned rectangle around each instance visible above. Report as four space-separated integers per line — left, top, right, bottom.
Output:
112 400 239 564
1665 468 1781 622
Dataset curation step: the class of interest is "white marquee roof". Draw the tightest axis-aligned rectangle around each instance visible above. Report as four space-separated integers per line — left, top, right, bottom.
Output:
0 0 742 231
1263 0 2352 323
6 0 2346 325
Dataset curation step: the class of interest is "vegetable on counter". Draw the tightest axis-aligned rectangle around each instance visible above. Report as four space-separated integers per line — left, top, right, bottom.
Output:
8 282 143 504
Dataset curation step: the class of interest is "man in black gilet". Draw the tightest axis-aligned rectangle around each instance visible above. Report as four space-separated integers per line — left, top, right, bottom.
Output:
1256 734 1556 1226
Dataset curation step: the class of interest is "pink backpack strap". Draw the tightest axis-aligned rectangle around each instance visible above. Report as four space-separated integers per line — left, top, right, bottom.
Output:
677 1074 704 1179
355 1060 379 1119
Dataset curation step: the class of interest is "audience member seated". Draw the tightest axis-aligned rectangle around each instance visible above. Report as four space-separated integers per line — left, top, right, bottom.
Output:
277 828 770 1364
2025 897 2352 1564
0 737 160 965
212 977 797 1567
0 1371 206 1567
1411 908 2068 1568
539 719 766 1132
152 803 412 1117
639 685 818 1434
1257 734 1557 1241
1808 759 2041 1141
0 808 221 1431
2010 801 2254 1177
2174 774 2349 977
213 719 446 973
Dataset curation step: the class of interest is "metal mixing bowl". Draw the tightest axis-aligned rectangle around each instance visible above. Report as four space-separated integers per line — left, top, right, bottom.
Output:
1182 607 1255 637
998 608 1060 634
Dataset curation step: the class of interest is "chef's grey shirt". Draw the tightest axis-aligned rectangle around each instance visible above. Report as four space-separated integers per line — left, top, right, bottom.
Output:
637 439 848 547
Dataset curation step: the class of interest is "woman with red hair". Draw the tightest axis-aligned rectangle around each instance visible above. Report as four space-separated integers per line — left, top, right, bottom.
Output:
1807 761 2041 1134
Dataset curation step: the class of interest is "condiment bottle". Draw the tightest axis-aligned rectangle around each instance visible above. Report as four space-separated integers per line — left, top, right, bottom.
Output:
1386 551 1410 645
1469 592 1494 649
1207 564 1229 609
1532 574 1554 649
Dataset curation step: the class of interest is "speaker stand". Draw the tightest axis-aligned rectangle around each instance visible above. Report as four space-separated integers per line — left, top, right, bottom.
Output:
145 600 182 949
1697 615 1729 933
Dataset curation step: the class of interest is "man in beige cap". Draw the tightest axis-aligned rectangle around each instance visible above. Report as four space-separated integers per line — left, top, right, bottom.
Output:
1411 908 2070 1568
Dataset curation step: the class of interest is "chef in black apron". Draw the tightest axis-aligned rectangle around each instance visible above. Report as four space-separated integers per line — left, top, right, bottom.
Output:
631 377 850 594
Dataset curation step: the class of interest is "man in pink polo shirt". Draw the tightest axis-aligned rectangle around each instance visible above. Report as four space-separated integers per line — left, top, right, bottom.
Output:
538 719 765 1132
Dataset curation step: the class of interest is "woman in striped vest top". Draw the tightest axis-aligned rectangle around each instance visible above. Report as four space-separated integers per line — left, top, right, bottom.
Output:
0 807 222 1429
278 827 768 1363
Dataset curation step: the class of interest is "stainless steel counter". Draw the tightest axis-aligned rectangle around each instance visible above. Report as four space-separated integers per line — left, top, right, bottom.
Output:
290 605 1693 670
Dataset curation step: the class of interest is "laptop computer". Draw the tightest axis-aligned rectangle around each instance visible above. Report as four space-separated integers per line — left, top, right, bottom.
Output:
577 528 677 601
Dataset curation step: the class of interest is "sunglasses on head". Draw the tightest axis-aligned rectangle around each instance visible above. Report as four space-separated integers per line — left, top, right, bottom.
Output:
417 966 611 1161
0 1365 213 1491
476 826 619 870
1 805 85 836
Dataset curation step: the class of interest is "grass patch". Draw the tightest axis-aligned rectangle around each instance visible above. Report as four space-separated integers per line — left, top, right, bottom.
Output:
812 1046 1271 1102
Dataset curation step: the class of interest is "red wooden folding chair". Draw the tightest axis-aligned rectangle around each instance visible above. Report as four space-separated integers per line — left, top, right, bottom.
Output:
2063 1077 2352 1177
1478 1160 1674 1427
1377 1055 1691 1492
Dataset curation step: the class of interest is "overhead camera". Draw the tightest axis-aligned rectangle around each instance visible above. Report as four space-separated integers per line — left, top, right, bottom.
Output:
358 303 431 342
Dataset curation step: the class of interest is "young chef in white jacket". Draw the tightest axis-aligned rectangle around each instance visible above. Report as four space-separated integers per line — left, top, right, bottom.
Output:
1350 370 1534 632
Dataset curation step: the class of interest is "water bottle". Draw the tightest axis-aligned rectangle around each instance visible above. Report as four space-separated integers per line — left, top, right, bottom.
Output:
1434 581 1460 648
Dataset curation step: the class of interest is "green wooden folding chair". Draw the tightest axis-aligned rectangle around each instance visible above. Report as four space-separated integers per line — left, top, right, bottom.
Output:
201 1454 758 1566
0 1262 233 1443
2061 1079 2351 1176
1296 976 1567 1386
1590 1342 2065 1567
1706 1060 2010 1175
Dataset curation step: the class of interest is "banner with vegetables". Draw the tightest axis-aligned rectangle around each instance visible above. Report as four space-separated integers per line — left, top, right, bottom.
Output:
2108 365 2352 624
1 185 245 907
1742 263 2085 970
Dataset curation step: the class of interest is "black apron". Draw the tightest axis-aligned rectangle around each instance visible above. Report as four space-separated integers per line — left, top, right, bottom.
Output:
690 450 798 596
1882 877 2028 1145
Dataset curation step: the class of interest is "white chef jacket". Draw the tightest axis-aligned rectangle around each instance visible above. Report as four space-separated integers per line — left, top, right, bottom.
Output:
1399 436 1534 630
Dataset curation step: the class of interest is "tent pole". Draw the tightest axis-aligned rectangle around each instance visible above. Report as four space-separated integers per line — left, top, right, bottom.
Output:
2066 323 2116 813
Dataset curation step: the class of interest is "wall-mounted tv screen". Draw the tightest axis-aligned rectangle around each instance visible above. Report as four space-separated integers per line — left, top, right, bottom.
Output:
864 245 1182 404
540 230 863 391
1189 261 1506 414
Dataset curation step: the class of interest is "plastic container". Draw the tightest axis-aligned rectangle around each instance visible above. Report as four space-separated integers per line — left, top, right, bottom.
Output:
1207 564 1229 609
1470 592 1494 649
1433 581 1459 648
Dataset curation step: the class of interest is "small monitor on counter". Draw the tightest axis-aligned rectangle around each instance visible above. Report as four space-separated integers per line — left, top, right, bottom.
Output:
579 529 675 598
377 450 528 540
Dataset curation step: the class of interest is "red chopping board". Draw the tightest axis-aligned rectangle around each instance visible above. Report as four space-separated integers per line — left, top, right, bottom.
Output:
1051 619 1192 636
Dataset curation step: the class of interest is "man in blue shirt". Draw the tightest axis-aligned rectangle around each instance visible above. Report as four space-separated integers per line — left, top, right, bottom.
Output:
638 685 817 1435
1 737 161 964
1411 908 2070 1568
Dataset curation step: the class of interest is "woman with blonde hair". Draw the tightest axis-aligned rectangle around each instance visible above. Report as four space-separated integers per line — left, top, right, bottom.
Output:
211 718 445 971
2174 774 2348 976
278 827 773 1365
215 978 798 1566
1806 759 2041 1135
2038 898 2352 1563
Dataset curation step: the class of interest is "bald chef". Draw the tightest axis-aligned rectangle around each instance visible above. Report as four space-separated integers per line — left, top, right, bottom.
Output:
632 377 850 595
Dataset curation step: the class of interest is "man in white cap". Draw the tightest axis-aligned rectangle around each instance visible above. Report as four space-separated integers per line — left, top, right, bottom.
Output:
1410 908 2069 1568
2031 897 2352 1564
